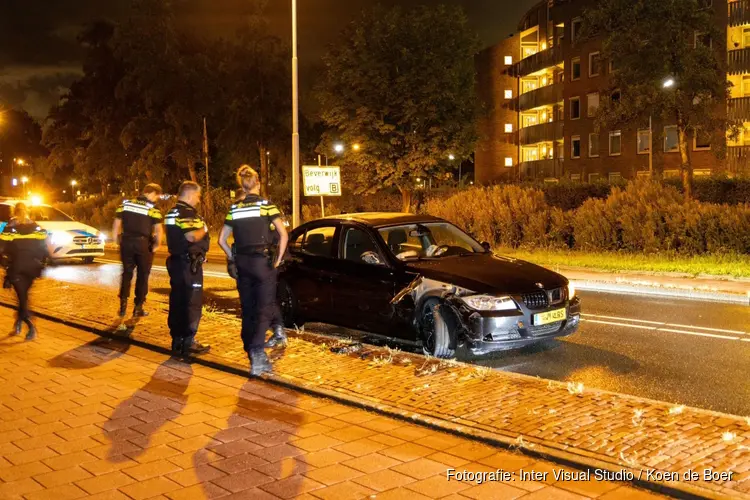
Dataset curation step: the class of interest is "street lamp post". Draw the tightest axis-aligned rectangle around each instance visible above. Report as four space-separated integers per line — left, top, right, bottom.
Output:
649 77 676 177
291 0 301 228
21 176 28 197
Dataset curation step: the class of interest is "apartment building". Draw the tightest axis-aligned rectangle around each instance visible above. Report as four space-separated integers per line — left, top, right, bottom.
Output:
476 0 748 184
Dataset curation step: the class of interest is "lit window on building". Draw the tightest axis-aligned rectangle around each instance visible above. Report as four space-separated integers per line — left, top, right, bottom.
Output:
742 76 750 97
521 78 538 94
609 130 622 155
504 56 513 65
504 89 513 99
589 133 599 157
570 174 581 182
572 18 582 43
587 93 600 117
505 157 513 167
589 52 602 77
571 57 581 81
637 130 650 154
609 172 622 183
570 97 581 120
744 28 750 48
664 126 679 152
571 136 581 159
505 124 513 133
694 130 711 150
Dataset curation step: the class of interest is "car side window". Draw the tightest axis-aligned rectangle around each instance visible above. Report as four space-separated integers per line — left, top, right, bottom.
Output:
343 227 384 265
289 232 305 253
301 226 336 257
0 205 10 223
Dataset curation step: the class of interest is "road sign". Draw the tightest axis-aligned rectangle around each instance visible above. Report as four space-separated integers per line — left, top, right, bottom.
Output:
302 166 342 197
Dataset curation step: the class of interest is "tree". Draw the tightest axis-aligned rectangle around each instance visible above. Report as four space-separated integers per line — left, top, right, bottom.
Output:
317 5 480 212
582 0 737 198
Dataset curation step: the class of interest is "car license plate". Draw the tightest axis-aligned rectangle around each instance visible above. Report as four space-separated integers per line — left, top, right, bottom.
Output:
533 308 566 326
82 244 100 249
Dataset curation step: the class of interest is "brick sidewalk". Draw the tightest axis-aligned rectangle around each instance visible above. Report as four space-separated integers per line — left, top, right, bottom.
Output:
2 278 749 499
0 307 657 500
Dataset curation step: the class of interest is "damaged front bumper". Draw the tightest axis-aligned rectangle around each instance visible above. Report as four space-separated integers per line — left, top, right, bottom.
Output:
461 296 582 355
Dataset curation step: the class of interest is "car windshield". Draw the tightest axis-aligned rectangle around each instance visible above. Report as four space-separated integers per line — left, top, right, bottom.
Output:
378 222 485 261
27 206 73 222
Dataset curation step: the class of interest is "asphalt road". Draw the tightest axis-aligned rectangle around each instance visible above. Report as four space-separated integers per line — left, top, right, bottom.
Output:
42 250 750 417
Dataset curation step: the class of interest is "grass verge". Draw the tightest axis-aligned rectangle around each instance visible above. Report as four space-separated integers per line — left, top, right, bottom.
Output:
497 249 750 279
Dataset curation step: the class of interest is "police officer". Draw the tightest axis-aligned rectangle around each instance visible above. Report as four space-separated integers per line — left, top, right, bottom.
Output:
218 165 288 376
113 183 164 318
165 181 211 358
0 203 48 340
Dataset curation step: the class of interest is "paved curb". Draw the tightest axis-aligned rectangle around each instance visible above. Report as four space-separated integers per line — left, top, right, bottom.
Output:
0 299 744 500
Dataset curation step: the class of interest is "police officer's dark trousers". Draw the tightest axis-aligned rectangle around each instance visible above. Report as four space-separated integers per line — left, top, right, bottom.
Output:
167 256 203 343
10 270 35 326
236 254 276 353
120 236 154 306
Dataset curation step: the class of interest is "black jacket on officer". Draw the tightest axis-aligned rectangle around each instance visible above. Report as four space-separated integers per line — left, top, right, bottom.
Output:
114 193 163 312
165 197 210 349
223 194 282 353
1 214 48 336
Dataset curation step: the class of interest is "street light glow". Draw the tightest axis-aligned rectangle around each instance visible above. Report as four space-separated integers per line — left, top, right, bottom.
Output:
334 143 344 153
449 154 456 161
21 176 28 183
663 78 675 88
16 158 25 166
352 144 361 151
71 180 78 187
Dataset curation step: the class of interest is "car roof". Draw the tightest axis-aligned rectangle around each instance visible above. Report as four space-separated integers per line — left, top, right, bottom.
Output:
321 212 444 228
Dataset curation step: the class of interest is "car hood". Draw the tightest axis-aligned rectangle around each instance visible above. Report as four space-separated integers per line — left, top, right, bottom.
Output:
403 253 567 294
36 221 102 237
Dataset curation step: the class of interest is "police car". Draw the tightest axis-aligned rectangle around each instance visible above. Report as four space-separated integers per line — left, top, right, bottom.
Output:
0 198 106 264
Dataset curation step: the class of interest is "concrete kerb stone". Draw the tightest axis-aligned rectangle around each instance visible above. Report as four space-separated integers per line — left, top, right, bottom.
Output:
0 299 724 500
2 279 750 500
574 281 750 306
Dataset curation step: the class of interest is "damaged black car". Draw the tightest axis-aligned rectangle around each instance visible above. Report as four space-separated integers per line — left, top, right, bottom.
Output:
277 213 581 359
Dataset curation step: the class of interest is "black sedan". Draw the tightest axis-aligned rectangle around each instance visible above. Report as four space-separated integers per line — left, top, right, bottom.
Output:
277 213 581 358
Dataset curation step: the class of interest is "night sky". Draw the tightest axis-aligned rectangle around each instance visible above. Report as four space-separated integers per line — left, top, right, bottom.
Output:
0 0 536 120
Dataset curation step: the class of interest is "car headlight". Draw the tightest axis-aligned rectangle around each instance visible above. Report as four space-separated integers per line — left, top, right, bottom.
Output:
568 281 576 299
50 232 73 246
461 295 518 311
98 233 107 242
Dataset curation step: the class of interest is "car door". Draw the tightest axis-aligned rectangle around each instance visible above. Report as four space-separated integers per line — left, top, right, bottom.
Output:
283 223 340 322
328 224 399 336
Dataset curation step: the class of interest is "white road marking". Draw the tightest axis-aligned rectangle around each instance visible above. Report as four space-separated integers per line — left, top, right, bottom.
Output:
585 313 748 336
96 258 232 279
580 318 746 342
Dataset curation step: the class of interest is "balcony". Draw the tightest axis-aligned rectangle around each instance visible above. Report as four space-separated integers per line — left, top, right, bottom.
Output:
728 47 750 75
518 83 563 111
729 0 750 27
519 121 564 145
727 145 750 173
729 96 750 120
519 158 564 180
513 46 563 77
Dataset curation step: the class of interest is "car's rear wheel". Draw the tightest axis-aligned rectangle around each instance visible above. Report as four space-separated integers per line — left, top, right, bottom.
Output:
421 300 456 359
81 257 95 264
279 280 304 329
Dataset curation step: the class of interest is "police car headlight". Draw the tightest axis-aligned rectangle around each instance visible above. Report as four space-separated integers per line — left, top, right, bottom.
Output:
98 233 107 243
461 295 518 311
50 232 73 246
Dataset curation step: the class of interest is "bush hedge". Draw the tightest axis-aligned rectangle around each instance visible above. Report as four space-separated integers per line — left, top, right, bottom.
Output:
426 180 750 255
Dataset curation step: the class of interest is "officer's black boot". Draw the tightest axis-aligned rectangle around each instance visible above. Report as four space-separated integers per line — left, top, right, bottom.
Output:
24 320 37 341
12 319 22 336
118 299 127 318
249 349 272 376
264 325 287 348
186 338 211 355
170 337 187 358
133 304 148 318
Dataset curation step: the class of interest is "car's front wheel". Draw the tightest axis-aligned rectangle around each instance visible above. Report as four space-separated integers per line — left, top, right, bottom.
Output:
81 257 95 264
421 300 456 359
278 280 305 329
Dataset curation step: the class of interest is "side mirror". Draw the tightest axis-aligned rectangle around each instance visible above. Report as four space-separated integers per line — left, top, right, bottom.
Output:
361 251 384 266
481 241 491 252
